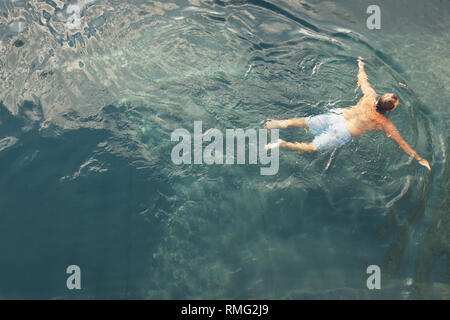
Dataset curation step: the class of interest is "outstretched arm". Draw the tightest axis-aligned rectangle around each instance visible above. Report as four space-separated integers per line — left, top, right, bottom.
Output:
383 120 431 171
357 57 376 98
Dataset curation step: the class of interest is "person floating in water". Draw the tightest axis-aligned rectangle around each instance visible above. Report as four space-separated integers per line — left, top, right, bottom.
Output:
264 57 431 171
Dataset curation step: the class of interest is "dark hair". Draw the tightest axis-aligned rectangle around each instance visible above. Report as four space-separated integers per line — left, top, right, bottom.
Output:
376 93 398 114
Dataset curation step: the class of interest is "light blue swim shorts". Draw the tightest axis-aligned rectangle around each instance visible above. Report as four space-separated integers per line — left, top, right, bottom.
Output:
306 108 352 151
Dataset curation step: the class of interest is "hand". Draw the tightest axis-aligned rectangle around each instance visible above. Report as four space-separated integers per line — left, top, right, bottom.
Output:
418 158 431 171
358 56 365 68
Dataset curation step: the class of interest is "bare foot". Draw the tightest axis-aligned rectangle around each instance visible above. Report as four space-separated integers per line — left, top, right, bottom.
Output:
264 120 288 129
265 139 284 150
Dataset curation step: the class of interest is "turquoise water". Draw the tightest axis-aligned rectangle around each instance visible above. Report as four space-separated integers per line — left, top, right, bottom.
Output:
0 0 448 299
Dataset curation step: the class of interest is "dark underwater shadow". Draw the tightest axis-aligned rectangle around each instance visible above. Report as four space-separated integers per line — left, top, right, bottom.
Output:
0 100 172 299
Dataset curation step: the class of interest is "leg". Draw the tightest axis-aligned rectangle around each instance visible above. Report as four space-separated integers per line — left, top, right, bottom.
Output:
280 140 316 153
265 117 309 129
265 139 316 153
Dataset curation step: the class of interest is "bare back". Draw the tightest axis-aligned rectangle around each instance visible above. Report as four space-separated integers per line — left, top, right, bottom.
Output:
342 96 385 137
